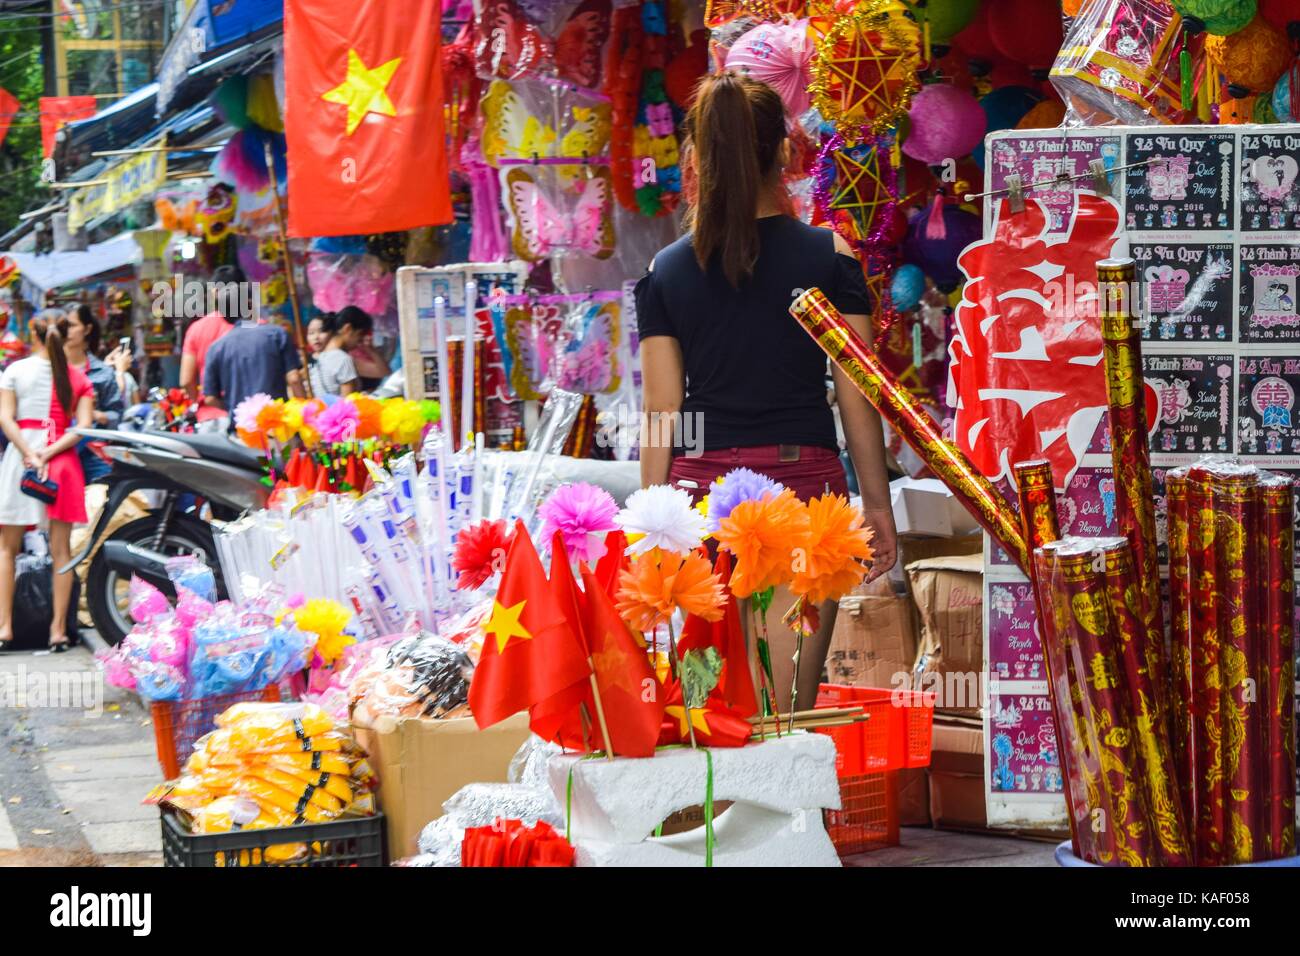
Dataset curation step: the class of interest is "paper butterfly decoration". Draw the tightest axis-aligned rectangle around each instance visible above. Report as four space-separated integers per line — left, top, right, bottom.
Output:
505 300 621 400
808 0 921 135
480 81 611 188
503 166 616 261
474 0 611 89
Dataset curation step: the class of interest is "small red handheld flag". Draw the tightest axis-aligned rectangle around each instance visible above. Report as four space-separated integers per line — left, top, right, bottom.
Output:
469 522 592 728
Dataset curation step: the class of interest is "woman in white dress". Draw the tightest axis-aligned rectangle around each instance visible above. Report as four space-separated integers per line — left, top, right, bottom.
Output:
0 311 95 651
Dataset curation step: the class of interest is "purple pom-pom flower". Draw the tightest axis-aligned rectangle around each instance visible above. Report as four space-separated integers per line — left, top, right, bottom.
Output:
706 467 784 532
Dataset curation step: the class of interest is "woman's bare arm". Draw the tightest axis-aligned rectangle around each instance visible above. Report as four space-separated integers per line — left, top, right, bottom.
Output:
831 233 898 580
639 336 685 488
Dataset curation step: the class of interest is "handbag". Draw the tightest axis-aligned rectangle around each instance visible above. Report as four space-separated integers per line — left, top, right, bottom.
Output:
20 468 59 505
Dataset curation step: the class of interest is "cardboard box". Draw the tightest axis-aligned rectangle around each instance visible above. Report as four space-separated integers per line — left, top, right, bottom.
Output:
907 553 984 717
928 717 987 830
897 767 930 826
354 712 531 859
827 591 918 689
888 532 982 591
890 478 981 537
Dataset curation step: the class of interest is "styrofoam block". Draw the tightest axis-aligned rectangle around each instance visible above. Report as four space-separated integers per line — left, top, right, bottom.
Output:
572 802 841 867
549 733 841 845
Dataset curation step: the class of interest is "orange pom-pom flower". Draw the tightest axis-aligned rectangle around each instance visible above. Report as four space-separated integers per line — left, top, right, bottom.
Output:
714 488 811 598
615 549 726 632
791 493 875 604
347 393 384 439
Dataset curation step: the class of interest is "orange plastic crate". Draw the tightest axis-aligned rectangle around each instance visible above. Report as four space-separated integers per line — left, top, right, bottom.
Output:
815 684 935 855
151 686 280 779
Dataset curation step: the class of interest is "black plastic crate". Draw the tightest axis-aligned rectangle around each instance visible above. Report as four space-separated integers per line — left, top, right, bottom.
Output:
161 811 386 867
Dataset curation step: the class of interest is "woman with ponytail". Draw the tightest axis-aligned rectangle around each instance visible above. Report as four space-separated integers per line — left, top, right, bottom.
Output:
0 309 95 651
635 72 898 712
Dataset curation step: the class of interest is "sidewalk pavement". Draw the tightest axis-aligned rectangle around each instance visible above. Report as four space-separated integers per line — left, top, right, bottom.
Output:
0 644 162 866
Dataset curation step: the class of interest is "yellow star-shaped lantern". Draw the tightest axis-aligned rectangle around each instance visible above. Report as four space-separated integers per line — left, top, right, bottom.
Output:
665 704 712 739
484 599 532 654
322 49 402 136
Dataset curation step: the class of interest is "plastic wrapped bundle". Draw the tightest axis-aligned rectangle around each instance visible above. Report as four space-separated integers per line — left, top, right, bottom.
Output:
1258 473 1296 859
349 630 476 724
1050 0 1200 126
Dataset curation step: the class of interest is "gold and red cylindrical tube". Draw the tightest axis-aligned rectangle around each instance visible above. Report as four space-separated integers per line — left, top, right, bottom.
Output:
1100 542 1193 866
792 287 1029 573
447 338 464 452
1187 465 1224 864
1034 542 1107 863
1044 537 1157 866
1259 474 1295 860
1164 467 1196 834
1209 467 1264 864
1015 460 1083 855
1097 258 1168 727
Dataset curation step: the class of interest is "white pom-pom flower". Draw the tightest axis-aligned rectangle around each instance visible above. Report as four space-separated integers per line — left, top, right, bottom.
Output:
615 484 708 557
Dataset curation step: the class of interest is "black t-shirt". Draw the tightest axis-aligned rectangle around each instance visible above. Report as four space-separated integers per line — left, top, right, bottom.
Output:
634 216 872 452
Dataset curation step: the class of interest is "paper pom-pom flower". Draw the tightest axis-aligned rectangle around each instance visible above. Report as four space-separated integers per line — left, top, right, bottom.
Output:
255 400 295 444
347 393 384 439
234 392 273 433
292 598 354 665
540 482 619 564
616 549 726 632
314 398 360 444
381 399 427 445
791 493 875 604
715 488 811 598
616 484 708 557
418 399 441 423
706 467 784 532
452 519 514 590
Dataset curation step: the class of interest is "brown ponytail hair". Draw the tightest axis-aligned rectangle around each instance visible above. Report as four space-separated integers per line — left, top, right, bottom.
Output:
683 72 789 287
31 309 74 415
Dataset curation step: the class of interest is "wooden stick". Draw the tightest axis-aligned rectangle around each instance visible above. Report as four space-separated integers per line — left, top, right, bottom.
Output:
666 617 698 750
748 706 864 725
263 140 313 398
586 663 615 762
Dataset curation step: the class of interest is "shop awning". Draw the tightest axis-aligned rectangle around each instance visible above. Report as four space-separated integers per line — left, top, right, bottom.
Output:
7 234 141 303
157 0 284 112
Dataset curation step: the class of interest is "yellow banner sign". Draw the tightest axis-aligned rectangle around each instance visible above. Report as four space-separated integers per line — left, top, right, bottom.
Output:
68 143 168 232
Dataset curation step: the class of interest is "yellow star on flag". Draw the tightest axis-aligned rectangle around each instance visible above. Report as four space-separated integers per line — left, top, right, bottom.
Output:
484 599 532 654
591 630 640 698
665 704 712 739
322 48 402 135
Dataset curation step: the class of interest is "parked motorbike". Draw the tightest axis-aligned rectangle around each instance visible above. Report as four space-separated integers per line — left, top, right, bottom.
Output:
66 426 269 645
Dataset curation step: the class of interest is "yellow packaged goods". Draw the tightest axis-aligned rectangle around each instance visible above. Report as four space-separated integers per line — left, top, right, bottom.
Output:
148 700 378 862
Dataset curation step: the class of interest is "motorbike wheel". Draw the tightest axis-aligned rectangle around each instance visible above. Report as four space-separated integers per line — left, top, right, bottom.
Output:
86 514 224 647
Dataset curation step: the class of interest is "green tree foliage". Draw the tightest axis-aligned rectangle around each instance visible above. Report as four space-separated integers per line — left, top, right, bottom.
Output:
0 14 45 242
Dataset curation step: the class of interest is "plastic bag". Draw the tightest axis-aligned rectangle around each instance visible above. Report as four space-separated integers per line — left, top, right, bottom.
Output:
1050 0 1200 127
165 555 218 603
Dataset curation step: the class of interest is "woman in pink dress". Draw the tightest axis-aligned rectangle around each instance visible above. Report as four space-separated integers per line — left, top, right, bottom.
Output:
0 310 94 651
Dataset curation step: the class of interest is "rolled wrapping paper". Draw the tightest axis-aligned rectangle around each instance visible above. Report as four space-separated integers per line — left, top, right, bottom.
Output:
1100 542 1193 866
1014 460 1082 856
791 287 1029 573
1164 467 1196 833
1187 464 1224 865
1098 258 1168 727
1259 474 1297 860
1209 466 1264 864
1039 537 1156 866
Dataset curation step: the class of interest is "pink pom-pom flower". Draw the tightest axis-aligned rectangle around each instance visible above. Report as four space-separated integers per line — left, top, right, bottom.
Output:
540 481 619 564
314 399 360 444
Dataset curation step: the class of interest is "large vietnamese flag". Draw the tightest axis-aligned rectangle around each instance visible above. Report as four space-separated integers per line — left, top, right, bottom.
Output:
283 0 452 237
